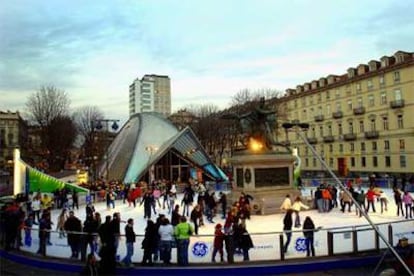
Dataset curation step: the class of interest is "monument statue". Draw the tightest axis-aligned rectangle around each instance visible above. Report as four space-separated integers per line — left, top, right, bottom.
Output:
222 97 290 152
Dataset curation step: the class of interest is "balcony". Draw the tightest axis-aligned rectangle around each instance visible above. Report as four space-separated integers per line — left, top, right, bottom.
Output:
280 140 291 147
390 99 405 108
307 137 318 144
323 135 335 143
314 115 324 122
332 111 343 119
344 133 357 141
365 131 379 139
353 107 366 115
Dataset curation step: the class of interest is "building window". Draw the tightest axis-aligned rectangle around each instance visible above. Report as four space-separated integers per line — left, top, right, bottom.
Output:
302 97 306 106
394 89 402 101
367 79 373 90
310 108 314 118
317 94 322 103
294 100 298 108
335 89 340 99
370 118 376 131
399 139 405 150
329 144 333 153
397 114 404 129
384 140 390 151
311 127 316 137
336 102 341 112
347 99 353 111
329 158 334 167
380 91 387 105
394 71 400 82
348 121 354 134
326 104 331 116
385 156 391 167
359 120 364 133
327 125 332 135
379 75 385 87
400 155 406 168
303 110 307 120
361 142 366 152
350 143 355 152
310 96 314 105
357 97 363 108
305 158 309 167
368 94 375 107
373 156 378 167
372 141 377 152
356 83 361 91
338 123 343 135
361 157 366 167
326 91 330 100
351 157 355 167
382 117 388 130
319 125 324 137
313 158 317 167
339 144 343 153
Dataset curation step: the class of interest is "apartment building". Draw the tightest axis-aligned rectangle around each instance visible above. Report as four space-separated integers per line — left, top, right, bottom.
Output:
129 74 171 117
278 51 414 177
0 111 28 172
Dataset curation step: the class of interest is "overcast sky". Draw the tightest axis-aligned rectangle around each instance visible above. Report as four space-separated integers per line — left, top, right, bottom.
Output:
1 0 413 124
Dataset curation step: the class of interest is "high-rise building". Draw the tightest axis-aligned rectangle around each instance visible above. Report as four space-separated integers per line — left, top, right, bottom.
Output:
276 50 414 177
129 74 171 117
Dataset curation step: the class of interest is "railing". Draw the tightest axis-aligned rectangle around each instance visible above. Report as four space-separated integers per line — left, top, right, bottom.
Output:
332 111 343 119
14 219 413 264
390 99 405 109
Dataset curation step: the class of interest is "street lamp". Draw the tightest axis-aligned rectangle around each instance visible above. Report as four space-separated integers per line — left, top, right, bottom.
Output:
93 119 119 184
145 145 158 185
282 122 411 275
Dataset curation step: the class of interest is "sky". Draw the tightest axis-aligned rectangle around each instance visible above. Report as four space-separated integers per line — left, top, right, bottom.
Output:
1 0 413 124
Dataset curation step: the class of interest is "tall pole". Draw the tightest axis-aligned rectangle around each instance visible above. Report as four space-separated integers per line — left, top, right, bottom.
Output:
93 119 119 185
283 123 413 275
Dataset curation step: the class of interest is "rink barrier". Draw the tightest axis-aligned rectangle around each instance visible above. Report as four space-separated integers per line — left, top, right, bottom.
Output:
9 218 414 260
1 219 413 274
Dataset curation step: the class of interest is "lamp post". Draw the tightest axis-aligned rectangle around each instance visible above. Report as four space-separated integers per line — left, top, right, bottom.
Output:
282 122 412 275
93 119 119 184
145 145 158 185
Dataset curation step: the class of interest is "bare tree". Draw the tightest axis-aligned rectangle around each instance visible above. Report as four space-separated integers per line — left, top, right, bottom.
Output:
72 106 104 172
25 86 73 172
26 86 71 127
47 115 77 171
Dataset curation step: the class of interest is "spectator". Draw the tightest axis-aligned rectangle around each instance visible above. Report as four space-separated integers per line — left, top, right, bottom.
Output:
303 216 316 257
64 210 82 259
174 216 193 266
212 223 224 262
158 217 174 265
283 209 293 253
141 220 157 266
121 218 136 267
238 223 254 261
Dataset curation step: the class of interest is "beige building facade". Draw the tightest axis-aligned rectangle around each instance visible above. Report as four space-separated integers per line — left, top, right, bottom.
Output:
278 51 414 177
0 111 28 173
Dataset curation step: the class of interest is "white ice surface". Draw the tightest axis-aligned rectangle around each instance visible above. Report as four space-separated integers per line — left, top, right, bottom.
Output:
21 188 414 264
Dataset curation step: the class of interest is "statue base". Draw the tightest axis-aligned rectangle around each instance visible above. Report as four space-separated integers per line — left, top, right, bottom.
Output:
229 150 301 215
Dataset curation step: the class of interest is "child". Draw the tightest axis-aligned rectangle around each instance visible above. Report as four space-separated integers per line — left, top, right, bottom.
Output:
212 223 225 262
24 213 34 247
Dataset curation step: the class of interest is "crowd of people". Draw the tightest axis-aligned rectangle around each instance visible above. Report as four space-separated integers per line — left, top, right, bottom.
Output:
1 176 413 275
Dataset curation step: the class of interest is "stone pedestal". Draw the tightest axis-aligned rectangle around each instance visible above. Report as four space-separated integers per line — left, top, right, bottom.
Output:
229 151 301 215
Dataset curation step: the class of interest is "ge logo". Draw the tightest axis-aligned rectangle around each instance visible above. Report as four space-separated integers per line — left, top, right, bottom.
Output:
295 237 307 252
192 242 209 257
